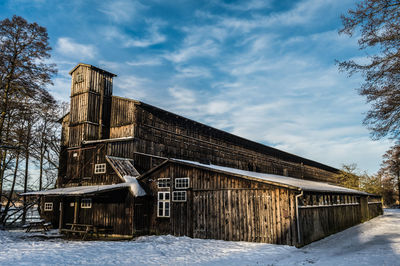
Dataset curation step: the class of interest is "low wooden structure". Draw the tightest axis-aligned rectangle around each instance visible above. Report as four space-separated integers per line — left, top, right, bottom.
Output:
139 159 382 246
22 63 383 246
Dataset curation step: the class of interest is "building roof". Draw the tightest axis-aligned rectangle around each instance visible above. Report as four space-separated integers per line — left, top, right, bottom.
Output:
21 179 146 197
69 63 117 77
143 159 370 195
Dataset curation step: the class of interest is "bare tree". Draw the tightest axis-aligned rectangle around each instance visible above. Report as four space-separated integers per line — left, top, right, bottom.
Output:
339 0 400 139
336 164 362 189
0 15 56 187
0 15 56 215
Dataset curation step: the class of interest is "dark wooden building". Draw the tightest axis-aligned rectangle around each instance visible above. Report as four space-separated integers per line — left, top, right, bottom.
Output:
24 63 382 246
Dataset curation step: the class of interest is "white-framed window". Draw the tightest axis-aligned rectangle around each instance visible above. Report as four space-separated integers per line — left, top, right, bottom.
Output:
94 163 106 174
172 191 187 202
157 192 170 218
157 178 170 188
81 198 92 209
44 202 53 211
175 177 190 189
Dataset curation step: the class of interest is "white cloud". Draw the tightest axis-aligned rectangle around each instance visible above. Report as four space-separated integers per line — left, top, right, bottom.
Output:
101 21 166 48
56 38 97 59
175 65 211 78
205 101 233 115
216 0 272 11
98 0 147 23
164 39 219 63
114 75 149 100
168 87 197 105
124 31 166 47
126 58 163 66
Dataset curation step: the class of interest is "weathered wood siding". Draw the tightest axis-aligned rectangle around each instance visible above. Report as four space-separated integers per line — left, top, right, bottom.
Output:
76 189 134 236
132 102 338 183
109 97 135 138
297 192 382 246
68 65 114 147
41 196 61 228
142 162 299 245
63 145 121 187
44 190 136 236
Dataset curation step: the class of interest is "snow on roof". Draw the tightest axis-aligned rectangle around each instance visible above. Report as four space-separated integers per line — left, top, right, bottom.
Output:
172 159 370 195
21 178 146 197
123 176 146 196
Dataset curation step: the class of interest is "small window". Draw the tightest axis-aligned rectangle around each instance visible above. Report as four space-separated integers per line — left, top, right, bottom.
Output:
81 198 92 208
44 202 53 211
158 178 170 188
175 177 190 189
172 191 187 202
94 163 106 174
75 73 84 83
158 192 170 217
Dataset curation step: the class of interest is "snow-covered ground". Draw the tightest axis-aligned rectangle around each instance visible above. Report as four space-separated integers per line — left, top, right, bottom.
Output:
1 209 399 266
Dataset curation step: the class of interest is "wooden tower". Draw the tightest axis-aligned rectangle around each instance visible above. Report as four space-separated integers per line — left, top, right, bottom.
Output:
68 63 117 147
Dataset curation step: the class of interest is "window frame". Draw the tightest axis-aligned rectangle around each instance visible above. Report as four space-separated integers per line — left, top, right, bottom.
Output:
44 202 53 211
172 191 187 202
75 73 84 83
81 198 92 209
157 178 171 189
157 191 170 218
94 163 106 174
175 177 190 189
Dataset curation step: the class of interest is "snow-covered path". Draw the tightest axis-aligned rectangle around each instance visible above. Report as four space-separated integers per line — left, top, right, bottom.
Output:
0 209 399 266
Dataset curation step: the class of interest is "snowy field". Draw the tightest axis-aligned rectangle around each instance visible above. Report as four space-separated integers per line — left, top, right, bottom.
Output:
1 209 399 266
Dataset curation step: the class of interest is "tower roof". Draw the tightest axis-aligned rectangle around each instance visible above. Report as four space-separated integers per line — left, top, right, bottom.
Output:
69 63 117 77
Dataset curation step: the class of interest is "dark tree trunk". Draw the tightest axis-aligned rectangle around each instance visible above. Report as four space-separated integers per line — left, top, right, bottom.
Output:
0 152 20 226
22 120 32 225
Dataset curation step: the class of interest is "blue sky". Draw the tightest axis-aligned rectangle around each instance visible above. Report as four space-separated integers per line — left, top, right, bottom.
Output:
0 0 392 174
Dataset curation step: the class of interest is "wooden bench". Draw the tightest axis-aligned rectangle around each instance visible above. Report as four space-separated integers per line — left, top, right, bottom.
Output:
23 220 51 233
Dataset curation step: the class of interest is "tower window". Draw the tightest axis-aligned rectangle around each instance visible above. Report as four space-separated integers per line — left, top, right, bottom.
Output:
75 73 84 83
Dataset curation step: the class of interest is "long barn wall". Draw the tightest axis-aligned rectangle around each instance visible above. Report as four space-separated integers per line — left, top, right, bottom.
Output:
132 102 338 182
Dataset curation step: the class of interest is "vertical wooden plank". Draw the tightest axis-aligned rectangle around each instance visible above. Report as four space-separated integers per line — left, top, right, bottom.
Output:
227 190 232 240
245 189 251 242
290 192 297 246
276 188 281 244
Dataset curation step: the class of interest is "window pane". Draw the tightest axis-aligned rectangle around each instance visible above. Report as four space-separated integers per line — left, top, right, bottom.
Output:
165 192 170 200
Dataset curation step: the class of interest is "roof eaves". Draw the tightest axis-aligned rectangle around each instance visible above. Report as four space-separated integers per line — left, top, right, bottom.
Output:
69 63 117 77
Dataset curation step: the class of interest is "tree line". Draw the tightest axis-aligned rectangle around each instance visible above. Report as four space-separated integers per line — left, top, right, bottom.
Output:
0 15 63 226
338 0 400 206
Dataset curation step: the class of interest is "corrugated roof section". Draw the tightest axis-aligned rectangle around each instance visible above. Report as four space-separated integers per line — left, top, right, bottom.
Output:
106 155 140 179
172 159 370 195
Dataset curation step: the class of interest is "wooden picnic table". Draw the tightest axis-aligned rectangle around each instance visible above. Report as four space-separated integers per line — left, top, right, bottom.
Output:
23 220 51 233
61 223 113 240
